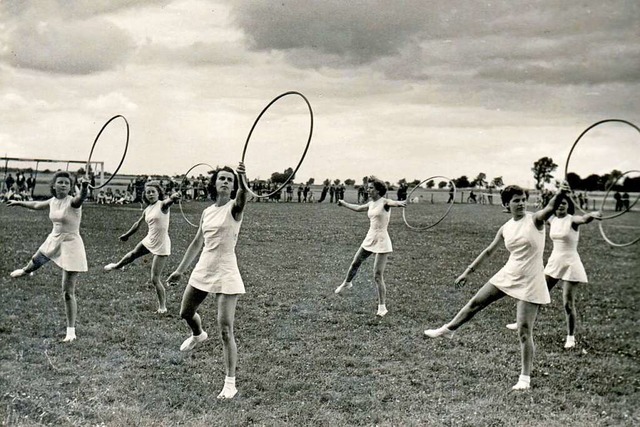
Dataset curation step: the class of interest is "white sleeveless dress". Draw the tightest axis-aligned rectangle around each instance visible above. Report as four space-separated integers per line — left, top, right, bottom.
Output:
189 202 245 294
38 196 88 272
361 197 393 253
544 215 588 283
489 213 550 304
140 202 171 256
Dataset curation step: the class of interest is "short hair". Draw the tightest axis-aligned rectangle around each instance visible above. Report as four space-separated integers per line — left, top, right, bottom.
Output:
555 193 575 215
207 166 238 201
367 176 387 197
501 185 525 205
50 171 73 196
142 181 165 204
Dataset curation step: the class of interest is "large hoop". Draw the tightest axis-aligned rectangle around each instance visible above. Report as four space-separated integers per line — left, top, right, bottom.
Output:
563 119 640 214
86 115 130 190
402 176 456 231
241 91 313 199
598 221 640 248
179 163 216 228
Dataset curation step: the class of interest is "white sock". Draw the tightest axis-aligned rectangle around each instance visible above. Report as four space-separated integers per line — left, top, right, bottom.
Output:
518 374 530 384
66 327 76 336
225 376 236 386
378 304 386 311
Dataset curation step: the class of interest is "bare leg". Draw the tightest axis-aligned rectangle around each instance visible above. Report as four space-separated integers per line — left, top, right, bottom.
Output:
11 251 50 277
344 247 372 283
217 294 239 399
447 282 506 330
62 270 78 342
563 281 580 348
180 285 209 335
373 253 388 306
150 255 167 313
516 300 540 377
106 242 150 270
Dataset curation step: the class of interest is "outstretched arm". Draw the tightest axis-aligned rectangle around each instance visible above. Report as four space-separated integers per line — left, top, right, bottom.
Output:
119 214 145 241
7 198 51 210
385 199 407 208
166 225 205 284
232 161 247 221
71 178 90 208
572 210 602 227
454 225 505 287
337 199 369 212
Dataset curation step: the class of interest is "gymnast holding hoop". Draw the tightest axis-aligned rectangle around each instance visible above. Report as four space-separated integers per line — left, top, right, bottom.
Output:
104 181 181 314
424 184 569 391
166 162 247 400
334 176 407 317
7 172 90 342
506 193 601 349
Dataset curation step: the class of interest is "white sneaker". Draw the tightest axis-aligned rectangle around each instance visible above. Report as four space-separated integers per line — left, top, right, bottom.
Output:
376 307 388 317
10 269 28 278
157 307 167 314
217 384 238 399
506 323 518 330
512 380 530 390
424 326 455 338
180 331 208 351
104 263 119 271
334 282 353 294
564 336 576 349
63 334 77 342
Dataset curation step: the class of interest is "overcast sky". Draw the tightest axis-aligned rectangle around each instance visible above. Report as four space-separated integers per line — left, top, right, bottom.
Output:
1 0 638 187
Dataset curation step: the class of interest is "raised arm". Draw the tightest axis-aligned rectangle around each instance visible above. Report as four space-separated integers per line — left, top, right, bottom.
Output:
161 192 182 213
119 213 145 241
7 198 51 210
533 184 570 228
166 225 205 284
337 199 369 212
454 225 505 287
71 178 89 208
232 161 247 221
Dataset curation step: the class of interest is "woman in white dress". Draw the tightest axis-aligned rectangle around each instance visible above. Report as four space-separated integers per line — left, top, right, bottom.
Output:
506 194 601 349
8 171 89 342
166 163 247 400
424 184 568 390
104 182 181 313
334 177 407 317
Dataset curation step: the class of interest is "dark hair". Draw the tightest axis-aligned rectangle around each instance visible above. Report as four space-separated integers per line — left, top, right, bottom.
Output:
207 166 238 201
501 185 525 205
142 181 165 204
50 171 73 196
555 193 575 215
368 176 387 197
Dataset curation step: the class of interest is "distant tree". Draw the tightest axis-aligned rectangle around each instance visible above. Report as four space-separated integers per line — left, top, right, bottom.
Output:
426 180 435 189
531 157 557 190
624 176 640 192
398 178 407 186
582 174 600 191
438 181 447 189
323 178 330 186
605 169 624 190
471 172 487 188
307 177 315 185
492 176 504 188
344 178 355 186
334 179 341 185
453 175 471 188
271 167 295 185
566 172 582 190
410 179 422 187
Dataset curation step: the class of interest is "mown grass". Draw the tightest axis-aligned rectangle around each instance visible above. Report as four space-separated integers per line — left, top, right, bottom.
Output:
1 200 638 426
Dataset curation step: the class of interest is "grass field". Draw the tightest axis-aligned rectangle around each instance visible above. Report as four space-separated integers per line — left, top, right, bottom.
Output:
1 199 638 426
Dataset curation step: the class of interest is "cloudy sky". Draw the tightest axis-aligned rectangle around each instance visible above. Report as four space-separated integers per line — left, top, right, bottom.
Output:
1 0 638 187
